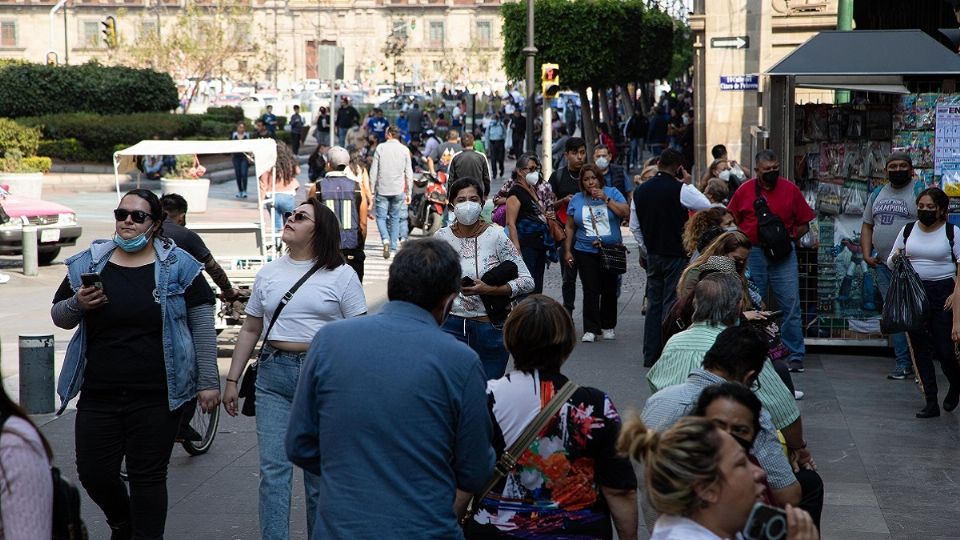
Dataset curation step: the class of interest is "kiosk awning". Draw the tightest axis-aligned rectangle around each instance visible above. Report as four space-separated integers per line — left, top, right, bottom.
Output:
766 30 960 93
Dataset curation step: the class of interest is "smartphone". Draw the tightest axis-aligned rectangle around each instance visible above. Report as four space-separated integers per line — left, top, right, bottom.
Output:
743 503 788 540
675 166 686 179
764 310 784 320
461 276 475 288
80 272 103 290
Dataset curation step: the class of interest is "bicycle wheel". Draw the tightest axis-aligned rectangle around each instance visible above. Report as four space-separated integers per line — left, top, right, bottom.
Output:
181 401 220 456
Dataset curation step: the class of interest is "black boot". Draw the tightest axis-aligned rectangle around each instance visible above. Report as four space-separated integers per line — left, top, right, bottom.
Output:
917 400 941 418
944 386 959 412
108 521 131 540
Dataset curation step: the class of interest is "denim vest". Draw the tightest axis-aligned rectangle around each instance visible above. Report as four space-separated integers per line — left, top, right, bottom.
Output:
56 238 204 413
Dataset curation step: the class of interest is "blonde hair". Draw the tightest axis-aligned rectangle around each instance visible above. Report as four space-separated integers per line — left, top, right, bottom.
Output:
678 230 753 302
639 165 659 182
617 415 724 517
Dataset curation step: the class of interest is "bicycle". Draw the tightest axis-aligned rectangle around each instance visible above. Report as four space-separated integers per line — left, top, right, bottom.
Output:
120 399 219 481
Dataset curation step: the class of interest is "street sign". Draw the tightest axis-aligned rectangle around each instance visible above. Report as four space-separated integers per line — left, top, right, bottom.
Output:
720 75 759 91
711 36 749 49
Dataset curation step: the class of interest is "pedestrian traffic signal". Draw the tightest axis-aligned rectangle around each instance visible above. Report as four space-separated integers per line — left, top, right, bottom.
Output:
45 51 58 66
101 15 118 49
541 63 560 99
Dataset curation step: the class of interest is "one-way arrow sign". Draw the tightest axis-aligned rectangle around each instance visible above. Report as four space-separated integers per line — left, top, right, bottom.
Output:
711 36 749 49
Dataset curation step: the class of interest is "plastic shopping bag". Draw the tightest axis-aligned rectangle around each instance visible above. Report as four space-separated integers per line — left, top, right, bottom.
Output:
880 255 929 334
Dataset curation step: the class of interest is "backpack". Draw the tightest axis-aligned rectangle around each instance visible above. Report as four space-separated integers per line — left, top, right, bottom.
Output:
0 414 87 539
753 181 793 260
317 175 363 250
902 221 955 256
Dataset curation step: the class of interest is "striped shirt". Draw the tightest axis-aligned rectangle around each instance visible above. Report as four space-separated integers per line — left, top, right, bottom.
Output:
641 369 797 490
646 322 800 430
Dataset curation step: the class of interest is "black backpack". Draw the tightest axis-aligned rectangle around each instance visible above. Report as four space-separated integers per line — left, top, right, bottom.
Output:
753 181 794 260
0 413 87 539
902 221 955 254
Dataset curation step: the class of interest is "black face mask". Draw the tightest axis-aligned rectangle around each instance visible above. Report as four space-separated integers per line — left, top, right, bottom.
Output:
918 209 939 227
888 170 912 187
760 170 779 187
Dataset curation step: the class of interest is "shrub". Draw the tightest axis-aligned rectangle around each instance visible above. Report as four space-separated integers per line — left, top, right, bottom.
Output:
205 106 245 123
0 118 40 158
198 119 236 138
37 138 89 162
21 156 52 173
0 62 179 117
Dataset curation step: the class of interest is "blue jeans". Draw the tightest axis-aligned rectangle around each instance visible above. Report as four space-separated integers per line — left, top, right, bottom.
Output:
442 315 509 380
337 127 349 146
272 193 296 232
375 194 403 251
748 248 804 365
874 264 911 371
255 347 321 540
629 138 644 166
399 199 409 241
232 154 249 193
643 254 688 366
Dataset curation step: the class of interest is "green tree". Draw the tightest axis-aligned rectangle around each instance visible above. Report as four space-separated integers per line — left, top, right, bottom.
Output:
382 28 409 86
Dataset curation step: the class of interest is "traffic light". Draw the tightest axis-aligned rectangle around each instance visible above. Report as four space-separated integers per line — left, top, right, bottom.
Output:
101 15 118 49
541 63 560 99
45 51 58 66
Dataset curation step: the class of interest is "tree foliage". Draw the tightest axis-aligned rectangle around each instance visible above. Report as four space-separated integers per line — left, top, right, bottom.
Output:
501 0 676 89
382 29 409 87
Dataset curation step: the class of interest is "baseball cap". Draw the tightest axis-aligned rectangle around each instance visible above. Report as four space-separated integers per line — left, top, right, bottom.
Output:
886 151 912 168
326 146 350 167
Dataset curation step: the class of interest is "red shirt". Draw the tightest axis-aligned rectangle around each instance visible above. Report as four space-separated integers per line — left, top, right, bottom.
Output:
727 177 815 246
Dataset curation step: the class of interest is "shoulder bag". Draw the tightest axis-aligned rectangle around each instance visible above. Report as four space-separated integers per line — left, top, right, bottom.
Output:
460 380 579 525
587 205 628 274
238 262 322 416
753 181 793 260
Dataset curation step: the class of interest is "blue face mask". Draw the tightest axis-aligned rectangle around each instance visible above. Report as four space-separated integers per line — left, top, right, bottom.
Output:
114 230 151 253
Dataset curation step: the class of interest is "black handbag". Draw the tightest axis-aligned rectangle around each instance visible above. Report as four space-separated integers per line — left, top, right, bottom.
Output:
754 181 793 260
587 205 628 274
238 262 321 417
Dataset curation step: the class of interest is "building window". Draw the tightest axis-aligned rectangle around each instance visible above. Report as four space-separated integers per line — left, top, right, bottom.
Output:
428 21 444 49
0 21 16 48
141 20 158 40
475 20 491 47
392 20 407 39
81 21 101 47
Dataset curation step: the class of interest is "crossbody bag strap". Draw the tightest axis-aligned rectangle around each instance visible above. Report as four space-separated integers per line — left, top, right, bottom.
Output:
262 262 322 343
460 380 579 524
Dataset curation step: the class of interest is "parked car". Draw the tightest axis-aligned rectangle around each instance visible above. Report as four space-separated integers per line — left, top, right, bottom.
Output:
0 186 82 266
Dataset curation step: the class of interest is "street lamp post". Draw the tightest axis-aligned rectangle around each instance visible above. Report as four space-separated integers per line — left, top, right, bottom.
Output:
523 0 537 155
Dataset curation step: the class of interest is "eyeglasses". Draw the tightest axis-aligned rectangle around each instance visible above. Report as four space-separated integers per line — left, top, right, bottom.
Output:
749 377 762 392
283 211 313 223
113 209 153 224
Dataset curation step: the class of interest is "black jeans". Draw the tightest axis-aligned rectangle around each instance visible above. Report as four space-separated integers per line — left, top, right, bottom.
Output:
574 249 618 334
342 247 366 283
489 140 505 178
907 278 960 401
559 244 579 312
796 468 824 531
511 132 524 157
519 244 547 294
75 390 182 540
643 253 688 366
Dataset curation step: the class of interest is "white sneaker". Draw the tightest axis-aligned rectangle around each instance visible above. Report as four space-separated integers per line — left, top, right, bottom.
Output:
602 329 616 340
582 332 596 343
794 390 804 400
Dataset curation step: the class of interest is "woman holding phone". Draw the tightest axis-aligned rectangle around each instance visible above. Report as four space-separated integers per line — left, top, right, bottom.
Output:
51 188 219 539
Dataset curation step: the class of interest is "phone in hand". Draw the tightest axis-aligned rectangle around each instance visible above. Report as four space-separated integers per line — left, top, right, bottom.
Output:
743 503 788 540
80 272 103 290
675 166 686 179
461 276 475 288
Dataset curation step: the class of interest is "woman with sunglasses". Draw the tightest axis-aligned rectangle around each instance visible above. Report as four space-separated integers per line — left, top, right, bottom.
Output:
223 198 366 540
503 153 558 293
51 188 219 539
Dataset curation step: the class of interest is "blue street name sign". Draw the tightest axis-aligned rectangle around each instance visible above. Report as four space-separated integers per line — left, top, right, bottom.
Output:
720 75 759 91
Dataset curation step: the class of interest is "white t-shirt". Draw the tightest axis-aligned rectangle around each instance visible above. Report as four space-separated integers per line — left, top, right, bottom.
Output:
651 515 744 540
887 222 960 281
246 256 366 343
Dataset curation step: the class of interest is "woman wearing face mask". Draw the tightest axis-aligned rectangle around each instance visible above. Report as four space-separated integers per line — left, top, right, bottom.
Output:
683 207 737 259
51 189 219 539
888 187 960 418
504 154 558 293
563 164 630 342
435 177 534 380
697 159 731 192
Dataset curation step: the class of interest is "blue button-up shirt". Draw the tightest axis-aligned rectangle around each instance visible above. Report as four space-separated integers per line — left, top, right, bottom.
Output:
286 301 495 539
641 368 796 490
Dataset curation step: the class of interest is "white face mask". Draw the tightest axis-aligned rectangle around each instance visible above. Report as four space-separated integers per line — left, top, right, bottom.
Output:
724 226 738 232
595 157 610 170
525 171 539 185
453 201 482 226
718 170 731 181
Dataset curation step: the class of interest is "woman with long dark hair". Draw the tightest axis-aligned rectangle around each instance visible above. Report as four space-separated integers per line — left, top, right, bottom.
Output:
51 188 219 538
223 199 366 539
503 153 558 293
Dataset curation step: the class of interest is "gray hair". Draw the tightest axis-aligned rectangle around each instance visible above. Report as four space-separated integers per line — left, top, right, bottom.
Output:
691 273 743 326
755 149 779 166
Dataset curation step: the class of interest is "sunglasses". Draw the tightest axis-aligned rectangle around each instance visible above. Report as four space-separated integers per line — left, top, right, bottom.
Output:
113 209 153 224
283 211 313 223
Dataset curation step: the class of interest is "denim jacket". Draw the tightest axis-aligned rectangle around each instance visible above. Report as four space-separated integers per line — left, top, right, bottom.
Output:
56 238 205 414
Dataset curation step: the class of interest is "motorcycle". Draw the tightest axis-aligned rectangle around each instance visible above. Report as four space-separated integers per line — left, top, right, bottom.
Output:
408 170 447 236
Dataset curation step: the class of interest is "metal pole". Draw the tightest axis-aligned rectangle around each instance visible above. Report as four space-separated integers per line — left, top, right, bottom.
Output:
330 85 337 146
273 4 279 89
523 0 537 155
542 103 553 179
49 0 67 59
19 334 55 414
62 2 68 65
835 0 853 104
21 226 38 277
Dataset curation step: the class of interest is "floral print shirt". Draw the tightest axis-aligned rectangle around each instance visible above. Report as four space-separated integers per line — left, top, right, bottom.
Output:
467 370 637 539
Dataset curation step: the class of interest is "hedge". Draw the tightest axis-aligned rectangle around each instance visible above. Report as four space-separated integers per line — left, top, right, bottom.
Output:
0 62 179 118
0 118 40 158
205 106 245 123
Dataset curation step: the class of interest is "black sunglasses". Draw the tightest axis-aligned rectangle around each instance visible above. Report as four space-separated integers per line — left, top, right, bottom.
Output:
283 211 313 223
113 209 153 224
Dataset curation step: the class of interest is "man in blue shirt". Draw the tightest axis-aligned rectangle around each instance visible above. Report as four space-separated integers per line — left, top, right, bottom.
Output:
286 239 495 539
593 145 633 202
260 105 278 137
366 107 390 143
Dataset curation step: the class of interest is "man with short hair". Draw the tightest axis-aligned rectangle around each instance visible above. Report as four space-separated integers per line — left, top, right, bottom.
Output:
632 148 712 367
593 145 632 201
366 107 390 143
486 112 507 179
254 119 272 139
646 106 668 156
261 105 278 137
428 130 463 176
286 239 495 538
727 149 816 372
289 105 305 156
370 125 414 259
448 132 491 197
862 152 923 380
711 143 746 192
549 137 588 314
308 146 369 281
335 96 361 146
509 108 526 158
407 102 423 142
624 109 648 169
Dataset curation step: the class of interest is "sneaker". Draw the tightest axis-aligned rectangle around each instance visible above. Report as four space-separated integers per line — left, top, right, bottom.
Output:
887 368 914 380
788 362 805 373
794 390 805 400
582 332 597 343
602 329 616 340
382 243 391 260
235 192 244 198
